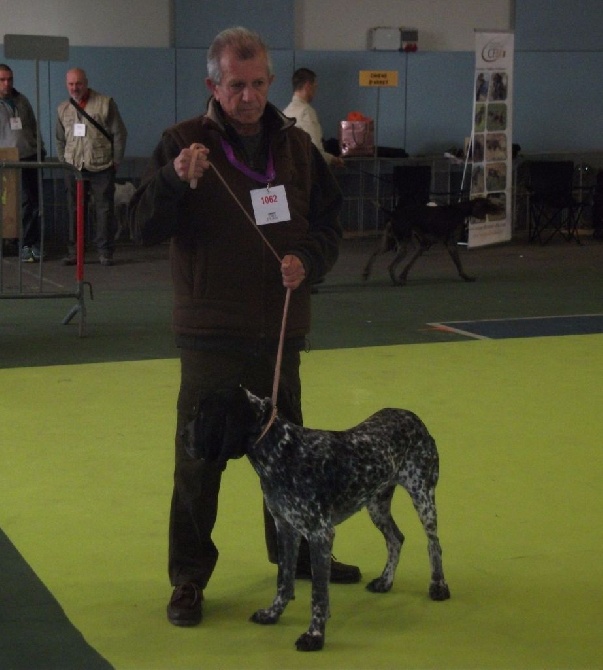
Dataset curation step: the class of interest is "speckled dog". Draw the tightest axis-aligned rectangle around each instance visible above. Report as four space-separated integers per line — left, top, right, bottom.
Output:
184 386 450 652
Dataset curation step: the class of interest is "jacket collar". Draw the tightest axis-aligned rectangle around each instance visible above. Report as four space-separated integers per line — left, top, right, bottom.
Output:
205 96 296 139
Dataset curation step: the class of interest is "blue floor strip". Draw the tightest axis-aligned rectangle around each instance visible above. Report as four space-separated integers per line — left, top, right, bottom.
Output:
428 314 603 340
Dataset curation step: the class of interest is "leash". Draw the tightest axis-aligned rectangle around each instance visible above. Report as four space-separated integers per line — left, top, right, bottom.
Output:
187 144 291 429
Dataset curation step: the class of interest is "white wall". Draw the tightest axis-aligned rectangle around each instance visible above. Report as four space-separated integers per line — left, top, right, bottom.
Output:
1 0 170 48
296 0 512 51
1 0 511 51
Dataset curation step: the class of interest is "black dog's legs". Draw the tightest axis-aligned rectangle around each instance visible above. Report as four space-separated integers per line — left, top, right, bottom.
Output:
250 519 298 625
385 241 412 285
408 485 450 601
446 242 476 282
362 223 397 281
365 488 404 592
393 243 427 286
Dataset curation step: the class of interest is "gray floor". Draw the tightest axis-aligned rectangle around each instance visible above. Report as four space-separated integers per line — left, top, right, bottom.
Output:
1 232 603 368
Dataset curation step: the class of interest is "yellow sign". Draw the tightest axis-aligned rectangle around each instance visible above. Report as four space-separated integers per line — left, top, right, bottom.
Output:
359 70 399 87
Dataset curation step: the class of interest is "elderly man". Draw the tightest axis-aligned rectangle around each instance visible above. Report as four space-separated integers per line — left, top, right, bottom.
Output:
56 68 127 265
130 26 360 627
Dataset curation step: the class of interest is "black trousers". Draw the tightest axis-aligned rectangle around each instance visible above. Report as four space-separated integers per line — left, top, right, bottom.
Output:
168 346 303 589
20 160 41 248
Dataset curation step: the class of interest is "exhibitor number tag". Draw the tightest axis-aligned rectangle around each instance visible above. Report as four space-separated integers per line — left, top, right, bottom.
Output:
250 185 290 226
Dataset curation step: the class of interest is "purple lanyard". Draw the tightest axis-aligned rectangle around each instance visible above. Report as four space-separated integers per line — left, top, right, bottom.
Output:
220 137 276 186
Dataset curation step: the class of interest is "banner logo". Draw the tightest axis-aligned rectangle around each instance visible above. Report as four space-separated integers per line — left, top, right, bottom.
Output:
482 39 507 63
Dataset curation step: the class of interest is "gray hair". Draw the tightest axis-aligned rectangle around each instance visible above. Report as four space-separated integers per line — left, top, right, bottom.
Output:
207 26 273 84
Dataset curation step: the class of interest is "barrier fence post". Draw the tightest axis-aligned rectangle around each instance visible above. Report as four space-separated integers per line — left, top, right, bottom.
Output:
0 160 91 337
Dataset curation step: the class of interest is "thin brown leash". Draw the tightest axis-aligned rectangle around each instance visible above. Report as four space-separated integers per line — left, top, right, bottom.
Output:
187 144 290 430
188 144 282 263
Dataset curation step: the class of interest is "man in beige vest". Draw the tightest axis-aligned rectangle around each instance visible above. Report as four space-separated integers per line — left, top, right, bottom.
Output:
56 68 127 265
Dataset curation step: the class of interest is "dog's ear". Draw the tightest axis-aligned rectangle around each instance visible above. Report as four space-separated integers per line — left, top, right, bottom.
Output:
182 387 258 464
255 393 275 426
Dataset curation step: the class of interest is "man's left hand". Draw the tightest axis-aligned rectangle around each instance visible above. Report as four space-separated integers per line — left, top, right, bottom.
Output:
281 254 306 290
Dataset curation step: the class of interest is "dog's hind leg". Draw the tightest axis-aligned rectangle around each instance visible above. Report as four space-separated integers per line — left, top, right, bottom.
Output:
250 519 298 625
446 242 476 282
365 487 404 593
407 483 450 601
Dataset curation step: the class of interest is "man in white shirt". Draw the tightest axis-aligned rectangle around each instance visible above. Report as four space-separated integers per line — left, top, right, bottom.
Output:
283 68 344 168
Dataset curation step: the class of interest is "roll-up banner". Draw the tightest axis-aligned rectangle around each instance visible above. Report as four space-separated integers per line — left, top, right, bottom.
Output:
467 31 515 248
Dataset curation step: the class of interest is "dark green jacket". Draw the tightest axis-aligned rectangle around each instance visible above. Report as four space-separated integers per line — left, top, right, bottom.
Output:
130 98 342 342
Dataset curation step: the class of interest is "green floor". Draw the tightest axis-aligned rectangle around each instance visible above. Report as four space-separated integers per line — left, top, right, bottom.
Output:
1 236 603 669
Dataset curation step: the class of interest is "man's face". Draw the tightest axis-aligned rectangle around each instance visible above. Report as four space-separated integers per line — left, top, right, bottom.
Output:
0 69 14 99
66 71 88 102
305 79 318 103
207 48 273 134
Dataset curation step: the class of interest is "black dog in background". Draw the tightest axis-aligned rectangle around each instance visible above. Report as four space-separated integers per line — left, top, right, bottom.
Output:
362 197 504 285
184 386 450 652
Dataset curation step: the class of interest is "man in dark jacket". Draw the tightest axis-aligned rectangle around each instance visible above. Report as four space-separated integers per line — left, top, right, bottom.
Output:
0 63 45 262
130 26 360 627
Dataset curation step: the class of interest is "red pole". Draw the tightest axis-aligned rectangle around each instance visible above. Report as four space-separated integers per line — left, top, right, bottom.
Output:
75 178 84 281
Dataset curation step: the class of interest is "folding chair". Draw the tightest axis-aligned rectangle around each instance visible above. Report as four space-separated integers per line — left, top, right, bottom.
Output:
527 160 584 244
392 165 432 207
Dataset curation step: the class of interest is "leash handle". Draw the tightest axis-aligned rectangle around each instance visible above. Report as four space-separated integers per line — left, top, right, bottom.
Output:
188 143 206 189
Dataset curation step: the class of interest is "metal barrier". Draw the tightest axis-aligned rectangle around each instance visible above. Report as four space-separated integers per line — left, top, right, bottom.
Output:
0 160 90 336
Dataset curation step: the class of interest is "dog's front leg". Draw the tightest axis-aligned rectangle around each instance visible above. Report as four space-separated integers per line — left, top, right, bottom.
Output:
295 531 333 652
250 520 298 625
387 241 410 285
446 242 476 282
363 223 396 281
394 244 425 286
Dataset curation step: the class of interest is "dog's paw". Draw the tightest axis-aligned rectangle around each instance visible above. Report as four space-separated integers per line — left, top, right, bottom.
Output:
365 577 393 593
461 274 477 282
429 581 451 601
250 608 280 625
295 631 325 652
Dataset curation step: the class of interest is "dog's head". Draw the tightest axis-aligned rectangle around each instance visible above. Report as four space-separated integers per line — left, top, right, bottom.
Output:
470 197 505 220
181 387 272 465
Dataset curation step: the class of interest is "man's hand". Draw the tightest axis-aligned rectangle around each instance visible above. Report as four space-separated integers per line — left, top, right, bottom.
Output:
281 254 306 290
173 144 210 187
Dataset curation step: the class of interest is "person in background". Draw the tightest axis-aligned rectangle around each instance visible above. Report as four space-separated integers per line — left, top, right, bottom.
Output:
283 67 345 168
0 63 45 262
130 26 360 628
56 67 127 266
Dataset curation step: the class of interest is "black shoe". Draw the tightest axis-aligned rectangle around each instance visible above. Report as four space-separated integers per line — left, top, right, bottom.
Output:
167 583 203 626
296 555 362 584
62 255 77 266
